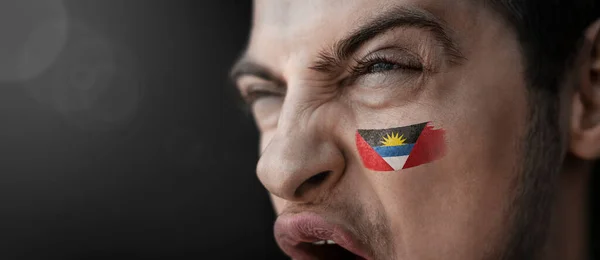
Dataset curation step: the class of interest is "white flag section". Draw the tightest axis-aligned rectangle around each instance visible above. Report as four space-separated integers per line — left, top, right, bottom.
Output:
382 156 410 171
373 143 415 171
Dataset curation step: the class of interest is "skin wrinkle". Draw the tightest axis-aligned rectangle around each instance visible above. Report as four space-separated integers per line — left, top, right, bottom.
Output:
238 0 599 259
308 6 464 75
312 131 393 258
269 85 346 200
278 185 394 259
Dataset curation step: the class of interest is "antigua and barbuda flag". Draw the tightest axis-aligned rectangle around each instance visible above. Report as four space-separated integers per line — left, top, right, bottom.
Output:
355 122 446 171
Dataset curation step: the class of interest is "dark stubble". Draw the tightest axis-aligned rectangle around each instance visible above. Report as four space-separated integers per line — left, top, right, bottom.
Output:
497 88 566 260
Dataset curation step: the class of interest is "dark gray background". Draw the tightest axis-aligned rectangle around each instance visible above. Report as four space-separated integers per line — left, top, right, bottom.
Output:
0 1 284 259
0 1 596 260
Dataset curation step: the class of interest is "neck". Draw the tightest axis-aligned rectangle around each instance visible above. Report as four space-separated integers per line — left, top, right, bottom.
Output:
544 158 590 260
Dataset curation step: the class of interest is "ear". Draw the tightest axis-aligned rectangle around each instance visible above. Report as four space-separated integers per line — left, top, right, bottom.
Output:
570 19 600 160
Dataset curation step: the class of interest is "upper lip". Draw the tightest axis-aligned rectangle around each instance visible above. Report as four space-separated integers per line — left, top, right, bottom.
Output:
274 212 372 260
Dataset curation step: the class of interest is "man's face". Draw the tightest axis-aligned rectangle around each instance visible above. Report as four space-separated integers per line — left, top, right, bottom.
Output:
233 0 545 259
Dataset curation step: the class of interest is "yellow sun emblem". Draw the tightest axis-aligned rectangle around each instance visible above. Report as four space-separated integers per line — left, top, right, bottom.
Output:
381 132 407 146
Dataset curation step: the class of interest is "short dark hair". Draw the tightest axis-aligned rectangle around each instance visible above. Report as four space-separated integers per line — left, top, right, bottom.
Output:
488 1 599 258
488 0 599 93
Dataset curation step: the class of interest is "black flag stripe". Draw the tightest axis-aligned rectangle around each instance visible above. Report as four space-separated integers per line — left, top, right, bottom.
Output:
357 122 428 147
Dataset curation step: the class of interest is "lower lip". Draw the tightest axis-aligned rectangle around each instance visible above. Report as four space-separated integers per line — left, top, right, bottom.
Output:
274 212 370 259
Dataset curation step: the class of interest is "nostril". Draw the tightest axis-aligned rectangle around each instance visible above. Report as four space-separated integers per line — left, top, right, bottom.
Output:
306 171 331 185
294 171 332 198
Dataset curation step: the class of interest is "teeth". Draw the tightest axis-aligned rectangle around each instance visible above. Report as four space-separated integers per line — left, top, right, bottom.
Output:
311 240 336 245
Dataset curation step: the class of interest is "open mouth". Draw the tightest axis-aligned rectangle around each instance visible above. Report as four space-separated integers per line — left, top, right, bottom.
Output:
295 239 366 259
274 213 371 260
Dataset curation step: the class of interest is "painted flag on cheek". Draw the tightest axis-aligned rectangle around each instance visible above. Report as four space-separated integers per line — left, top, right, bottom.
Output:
355 122 446 171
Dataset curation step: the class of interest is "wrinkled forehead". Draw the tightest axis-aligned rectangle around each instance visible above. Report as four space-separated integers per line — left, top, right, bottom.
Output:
248 0 477 68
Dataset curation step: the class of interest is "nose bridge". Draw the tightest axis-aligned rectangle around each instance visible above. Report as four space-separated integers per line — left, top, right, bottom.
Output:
271 81 325 147
277 82 315 134
256 82 344 202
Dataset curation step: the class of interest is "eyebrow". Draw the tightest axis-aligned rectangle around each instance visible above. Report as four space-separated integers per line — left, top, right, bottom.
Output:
229 5 465 82
311 6 465 73
229 58 285 86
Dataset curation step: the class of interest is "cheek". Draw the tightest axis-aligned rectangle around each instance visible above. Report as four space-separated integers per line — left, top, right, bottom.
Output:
366 64 528 257
369 101 527 258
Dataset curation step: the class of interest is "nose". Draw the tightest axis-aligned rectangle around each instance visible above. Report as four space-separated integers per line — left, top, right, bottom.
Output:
256 106 345 203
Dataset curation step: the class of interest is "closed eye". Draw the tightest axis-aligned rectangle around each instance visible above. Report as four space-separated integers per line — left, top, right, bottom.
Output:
245 89 282 105
353 57 423 75
240 83 286 107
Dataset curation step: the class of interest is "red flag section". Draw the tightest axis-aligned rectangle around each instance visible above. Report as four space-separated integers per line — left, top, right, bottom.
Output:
402 123 446 169
355 132 393 171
